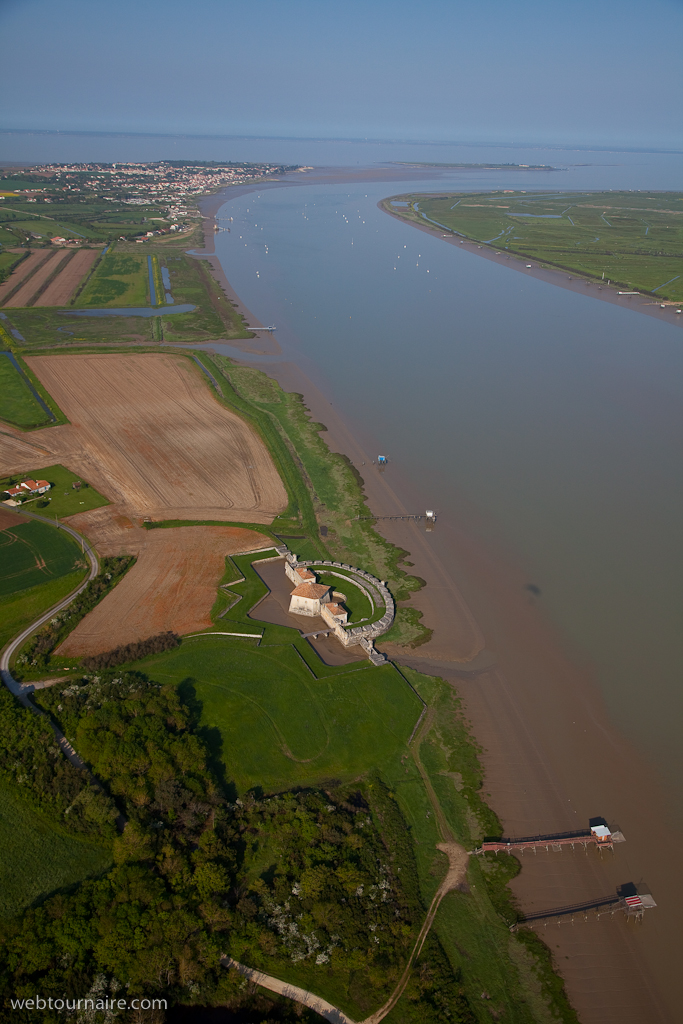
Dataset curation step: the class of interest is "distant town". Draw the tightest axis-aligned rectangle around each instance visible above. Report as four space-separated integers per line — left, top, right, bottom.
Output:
0 161 301 250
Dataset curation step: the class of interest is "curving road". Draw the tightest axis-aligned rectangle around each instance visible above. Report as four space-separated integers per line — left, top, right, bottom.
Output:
0 507 98 772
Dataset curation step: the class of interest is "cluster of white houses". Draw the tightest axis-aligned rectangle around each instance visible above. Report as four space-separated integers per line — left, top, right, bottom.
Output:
284 551 394 665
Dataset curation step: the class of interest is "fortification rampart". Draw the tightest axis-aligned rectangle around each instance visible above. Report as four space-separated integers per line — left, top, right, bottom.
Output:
284 552 394 663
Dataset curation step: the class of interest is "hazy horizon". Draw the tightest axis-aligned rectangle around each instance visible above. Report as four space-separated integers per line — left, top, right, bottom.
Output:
1 0 681 155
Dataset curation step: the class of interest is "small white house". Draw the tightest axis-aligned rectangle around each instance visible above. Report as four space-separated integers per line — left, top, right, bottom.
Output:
289 582 331 617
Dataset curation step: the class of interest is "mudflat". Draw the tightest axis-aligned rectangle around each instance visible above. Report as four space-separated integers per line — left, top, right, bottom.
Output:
23 352 287 523
246 357 677 1024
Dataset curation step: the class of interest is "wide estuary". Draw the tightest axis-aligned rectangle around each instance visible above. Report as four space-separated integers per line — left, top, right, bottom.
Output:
206 148 683 1023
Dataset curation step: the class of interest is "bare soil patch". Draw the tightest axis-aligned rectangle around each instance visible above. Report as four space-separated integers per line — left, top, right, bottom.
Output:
35 248 100 307
24 352 287 523
0 250 54 305
58 519 273 655
6 250 71 307
0 429 53 476
0 506 25 531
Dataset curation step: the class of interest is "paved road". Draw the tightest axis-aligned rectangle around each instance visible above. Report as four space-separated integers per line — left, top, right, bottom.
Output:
0 507 98 776
0 507 98 704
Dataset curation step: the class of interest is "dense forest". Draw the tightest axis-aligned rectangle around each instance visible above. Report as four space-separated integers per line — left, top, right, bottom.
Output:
0 672 473 1022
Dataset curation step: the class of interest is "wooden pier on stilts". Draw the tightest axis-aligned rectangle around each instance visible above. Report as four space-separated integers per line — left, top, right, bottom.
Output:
473 819 625 855
510 884 657 931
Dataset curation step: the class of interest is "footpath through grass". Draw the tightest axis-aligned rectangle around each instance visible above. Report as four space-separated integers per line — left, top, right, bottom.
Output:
0 780 112 920
385 190 683 302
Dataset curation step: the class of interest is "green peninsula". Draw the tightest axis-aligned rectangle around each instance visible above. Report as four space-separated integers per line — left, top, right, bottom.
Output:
383 190 683 302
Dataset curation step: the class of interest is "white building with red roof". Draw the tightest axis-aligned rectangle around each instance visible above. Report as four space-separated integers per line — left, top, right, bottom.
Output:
289 581 332 616
4 478 51 501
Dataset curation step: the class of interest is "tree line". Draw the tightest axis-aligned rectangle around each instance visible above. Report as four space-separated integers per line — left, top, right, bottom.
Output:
0 670 475 1023
82 632 179 670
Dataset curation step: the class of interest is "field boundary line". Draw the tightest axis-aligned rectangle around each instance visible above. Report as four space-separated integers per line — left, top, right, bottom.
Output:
184 631 263 639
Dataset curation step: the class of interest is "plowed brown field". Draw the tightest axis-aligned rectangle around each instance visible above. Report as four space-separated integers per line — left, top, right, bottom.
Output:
35 248 100 306
0 428 53 475
58 516 272 654
0 351 286 653
6 249 71 307
23 353 287 523
0 249 54 305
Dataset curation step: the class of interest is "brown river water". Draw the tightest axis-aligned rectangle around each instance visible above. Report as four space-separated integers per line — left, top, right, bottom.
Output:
194 157 683 1023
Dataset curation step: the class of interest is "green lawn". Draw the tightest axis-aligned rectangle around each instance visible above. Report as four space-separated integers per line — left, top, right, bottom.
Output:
0 780 112 919
0 570 86 650
140 636 422 794
0 463 110 519
0 519 84 597
315 570 376 622
0 353 53 428
77 252 149 307
385 190 683 302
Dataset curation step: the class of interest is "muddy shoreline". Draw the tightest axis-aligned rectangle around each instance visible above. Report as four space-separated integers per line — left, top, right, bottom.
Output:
379 199 683 329
194 172 680 1023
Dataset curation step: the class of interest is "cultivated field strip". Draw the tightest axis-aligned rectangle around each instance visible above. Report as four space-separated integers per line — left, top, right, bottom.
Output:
6 249 72 307
26 352 287 522
0 430 54 476
0 249 54 305
58 522 272 655
34 248 100 306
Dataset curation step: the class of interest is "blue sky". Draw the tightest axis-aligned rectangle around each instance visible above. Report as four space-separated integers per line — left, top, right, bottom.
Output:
1 0 682 149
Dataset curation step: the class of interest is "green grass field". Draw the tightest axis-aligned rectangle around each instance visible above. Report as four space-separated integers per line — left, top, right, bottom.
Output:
0 519 84 597
297 567 375 622
385 190 683 302
141 636 422 793
0 780 112 919
0 570 86 650
0 249 26 279
0 353 53 428
0 464 109 519
77 252 149 307
136 634 573 1022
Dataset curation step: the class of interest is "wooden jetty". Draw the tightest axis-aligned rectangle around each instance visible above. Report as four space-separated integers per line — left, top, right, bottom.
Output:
510 886 656 931
474 820 625 855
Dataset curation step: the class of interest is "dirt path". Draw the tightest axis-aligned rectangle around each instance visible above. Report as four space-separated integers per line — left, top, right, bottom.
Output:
222 958 357 1024
220 709 469 1024
222 839 469 1024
